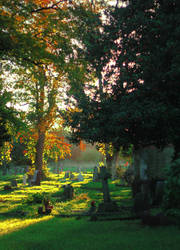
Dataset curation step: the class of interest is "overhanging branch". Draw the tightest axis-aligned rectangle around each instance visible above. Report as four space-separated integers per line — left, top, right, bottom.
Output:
31 0 72 13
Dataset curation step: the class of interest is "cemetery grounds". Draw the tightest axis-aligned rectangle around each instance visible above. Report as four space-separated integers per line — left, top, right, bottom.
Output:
0 163 180 250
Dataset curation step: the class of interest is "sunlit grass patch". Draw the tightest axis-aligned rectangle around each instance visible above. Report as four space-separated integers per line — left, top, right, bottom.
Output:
0 215 52 236
0 170 180 250
0 171 133 237
0 181 10 187
0 217 180 250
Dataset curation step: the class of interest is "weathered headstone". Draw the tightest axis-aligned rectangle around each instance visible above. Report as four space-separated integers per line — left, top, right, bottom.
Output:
97 167 118 213
56 167 59 175
133 192 150 216
4 185 12 191
69 171 75 180
154 180 165 205
31 170 39 185
65 171 70 178
27 175 32 186
11 179 17 187
62 184 74 200
140 159 148 181
32 170 38 181
23 174 27 185
78 172 84 182
93 166 99 182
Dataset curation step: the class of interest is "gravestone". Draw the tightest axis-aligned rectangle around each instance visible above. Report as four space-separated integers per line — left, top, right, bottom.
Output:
100 167 111 203
140 158 148 181
132 145 174 206
30 170 39 186
27 175 32 186
97 167 118 213
154 180 165 205
23 174 27 185
78 172 84 182
69 171 75 180
65 171 70 178
4 185 12 191
93 166 99 182
11 179 17 187
56 167 60 175
133 192 150 216
62 184 74 200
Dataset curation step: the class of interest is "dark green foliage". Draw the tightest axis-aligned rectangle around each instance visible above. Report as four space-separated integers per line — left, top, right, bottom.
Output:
64 0 180 156
23 193 44 204
0 92 11 146
0 90 23 147
23 192 52 205
163 157 180 209
11 142 30 165
104 0 180 151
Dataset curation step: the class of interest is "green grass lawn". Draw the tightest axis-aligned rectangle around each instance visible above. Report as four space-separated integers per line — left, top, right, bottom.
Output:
0 171 180 250
0 217 180 250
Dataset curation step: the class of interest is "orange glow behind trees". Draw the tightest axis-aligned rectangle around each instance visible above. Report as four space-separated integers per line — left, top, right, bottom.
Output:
79 141 86 152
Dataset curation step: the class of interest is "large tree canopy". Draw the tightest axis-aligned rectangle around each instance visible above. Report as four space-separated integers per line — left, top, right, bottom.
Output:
63 0 180 157
1 0 105 183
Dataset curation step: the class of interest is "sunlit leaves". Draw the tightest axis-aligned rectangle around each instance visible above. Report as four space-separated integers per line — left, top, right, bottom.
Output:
16 128 71 165
0 142 13 165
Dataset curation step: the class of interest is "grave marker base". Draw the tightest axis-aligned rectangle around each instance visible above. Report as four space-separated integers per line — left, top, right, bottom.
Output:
97 201 118 214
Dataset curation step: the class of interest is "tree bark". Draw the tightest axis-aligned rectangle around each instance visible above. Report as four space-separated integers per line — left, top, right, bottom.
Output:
34 130 45 185
105 144 119 180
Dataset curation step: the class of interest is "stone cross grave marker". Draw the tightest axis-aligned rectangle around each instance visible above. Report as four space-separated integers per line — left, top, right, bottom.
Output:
97 166 118 213
99 167 111 203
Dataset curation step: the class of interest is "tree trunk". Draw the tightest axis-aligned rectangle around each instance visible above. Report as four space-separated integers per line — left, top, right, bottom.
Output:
105 144 113 173
34 130 45 186
105 144 119 180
